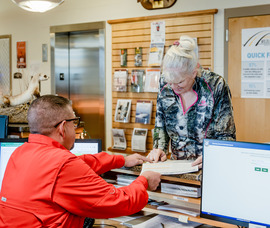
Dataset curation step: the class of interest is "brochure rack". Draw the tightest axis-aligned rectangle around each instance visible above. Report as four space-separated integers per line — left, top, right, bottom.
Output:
108 9 217 154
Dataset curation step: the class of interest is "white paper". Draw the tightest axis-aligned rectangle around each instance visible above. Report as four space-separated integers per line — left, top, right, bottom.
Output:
241 27 270 98
112 129 126 150
113 70 128 92
151 21 166 44
141 160 198 175
144 68 160 92
131 128 148 152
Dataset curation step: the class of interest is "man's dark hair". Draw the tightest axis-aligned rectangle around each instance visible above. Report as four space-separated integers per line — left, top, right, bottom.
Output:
27 95 72 135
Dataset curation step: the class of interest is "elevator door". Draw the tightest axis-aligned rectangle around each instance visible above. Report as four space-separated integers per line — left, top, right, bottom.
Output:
54 30 105 148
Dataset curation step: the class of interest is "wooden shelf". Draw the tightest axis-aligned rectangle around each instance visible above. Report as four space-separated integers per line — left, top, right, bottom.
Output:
111 168 201 186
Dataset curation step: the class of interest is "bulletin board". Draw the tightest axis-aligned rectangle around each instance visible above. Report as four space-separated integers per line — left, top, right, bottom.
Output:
107 9 218 154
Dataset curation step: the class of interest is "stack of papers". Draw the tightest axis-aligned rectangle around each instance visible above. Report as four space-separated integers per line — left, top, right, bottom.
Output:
157 204 200 217
141 160 198 175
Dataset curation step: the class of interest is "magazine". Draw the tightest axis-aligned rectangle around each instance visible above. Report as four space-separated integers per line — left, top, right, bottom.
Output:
148 43 164 67
113 70 128 92
131 128 148 152
144 68 160 92
134 47 143 66
135 100 152 124
114 99 132 123
131 69 145 93
112 129 127 150
120 49 127 67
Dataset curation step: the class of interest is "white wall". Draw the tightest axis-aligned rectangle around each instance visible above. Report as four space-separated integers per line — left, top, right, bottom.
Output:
1 0 270 148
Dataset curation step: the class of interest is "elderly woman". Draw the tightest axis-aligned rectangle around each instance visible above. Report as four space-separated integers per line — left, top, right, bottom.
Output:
148 35 236 166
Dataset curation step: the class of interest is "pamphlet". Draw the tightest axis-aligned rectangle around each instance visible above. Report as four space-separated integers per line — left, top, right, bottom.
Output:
113 70 128 92
144 68 160 92
114 99 132 123
131 69 145 93
135 100 152 124
134 47 143 66
112 129 126 150
148 43 164 66
120 48 127 67
131 128 148 152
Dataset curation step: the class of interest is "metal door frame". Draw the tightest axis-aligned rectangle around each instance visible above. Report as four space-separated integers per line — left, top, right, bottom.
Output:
50 22 106 146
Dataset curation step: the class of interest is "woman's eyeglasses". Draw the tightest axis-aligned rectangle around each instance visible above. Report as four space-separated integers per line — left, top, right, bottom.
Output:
54 117 80 128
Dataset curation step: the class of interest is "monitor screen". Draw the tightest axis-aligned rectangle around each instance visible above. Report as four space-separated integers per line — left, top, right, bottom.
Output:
201 139 270 227
0 138 28 191
70 139 102 156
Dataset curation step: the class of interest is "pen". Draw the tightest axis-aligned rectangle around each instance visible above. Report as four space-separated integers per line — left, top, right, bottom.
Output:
161 223 165 228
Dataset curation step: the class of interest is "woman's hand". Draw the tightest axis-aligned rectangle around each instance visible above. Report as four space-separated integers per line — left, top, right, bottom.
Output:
192 155 202 169
147 148 167 163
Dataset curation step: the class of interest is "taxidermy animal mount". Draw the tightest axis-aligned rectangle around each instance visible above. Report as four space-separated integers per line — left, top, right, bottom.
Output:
0 73 49 106
137 0 177 10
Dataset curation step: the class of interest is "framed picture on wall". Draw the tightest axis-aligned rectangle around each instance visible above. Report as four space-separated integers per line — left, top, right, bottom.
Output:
17 41 26 68
0 35 11 94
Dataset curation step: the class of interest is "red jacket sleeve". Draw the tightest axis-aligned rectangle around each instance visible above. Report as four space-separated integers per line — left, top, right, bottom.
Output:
78 152 125 174
52 156 148 219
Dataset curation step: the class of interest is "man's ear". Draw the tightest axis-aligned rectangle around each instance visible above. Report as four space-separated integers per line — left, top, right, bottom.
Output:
58 121 66 138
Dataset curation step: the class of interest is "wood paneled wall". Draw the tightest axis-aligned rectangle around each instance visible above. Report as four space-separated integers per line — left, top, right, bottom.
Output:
108 9 217 154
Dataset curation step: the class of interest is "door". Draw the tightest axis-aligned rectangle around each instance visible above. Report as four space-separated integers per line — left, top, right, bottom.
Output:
54 30 105 148
228 15 270 143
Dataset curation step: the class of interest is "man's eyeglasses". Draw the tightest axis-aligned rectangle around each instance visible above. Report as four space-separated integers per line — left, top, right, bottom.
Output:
54 117 80 128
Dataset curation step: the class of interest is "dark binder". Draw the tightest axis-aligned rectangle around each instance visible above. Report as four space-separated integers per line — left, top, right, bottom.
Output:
0 115 8 139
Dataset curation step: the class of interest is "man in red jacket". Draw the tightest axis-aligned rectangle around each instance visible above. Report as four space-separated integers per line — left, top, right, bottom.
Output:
0 95 161 228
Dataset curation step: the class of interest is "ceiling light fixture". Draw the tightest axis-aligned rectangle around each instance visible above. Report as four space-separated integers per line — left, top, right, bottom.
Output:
11 0 64 13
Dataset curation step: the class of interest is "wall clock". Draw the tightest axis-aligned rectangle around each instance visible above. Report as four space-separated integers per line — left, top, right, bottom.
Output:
138 0 177 10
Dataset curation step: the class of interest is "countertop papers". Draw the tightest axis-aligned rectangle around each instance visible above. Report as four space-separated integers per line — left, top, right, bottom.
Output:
141 160 198 175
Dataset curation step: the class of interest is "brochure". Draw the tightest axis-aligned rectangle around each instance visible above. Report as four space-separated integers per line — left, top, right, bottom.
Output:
134 47 143 66
113 70 128 92
135 100 152 124
144 68 160 92
120 48 127 67
112 128 127 150
131 128 148 152
114 99 132 123
148 43 164 66
131 69 145 93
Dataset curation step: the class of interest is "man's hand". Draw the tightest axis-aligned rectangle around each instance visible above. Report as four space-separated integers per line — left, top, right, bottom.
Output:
124 153 152 168
140 171 161 191
192 155 202 169
147 148 167 163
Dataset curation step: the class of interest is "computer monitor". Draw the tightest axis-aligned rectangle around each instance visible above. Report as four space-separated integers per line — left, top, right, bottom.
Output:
201 139 270 227
70 139 102 156
0 138 28 191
